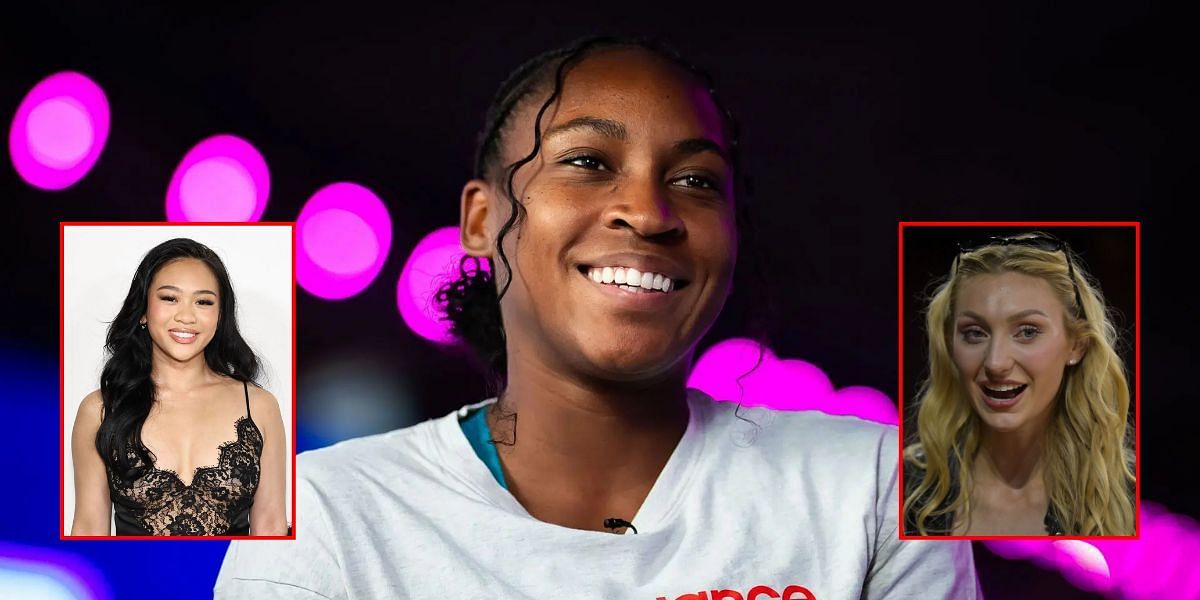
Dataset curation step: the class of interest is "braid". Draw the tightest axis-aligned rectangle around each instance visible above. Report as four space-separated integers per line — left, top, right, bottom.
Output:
473 45 577 180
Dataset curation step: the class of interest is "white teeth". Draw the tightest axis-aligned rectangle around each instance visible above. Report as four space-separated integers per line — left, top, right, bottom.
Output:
172 331 196 338
585 266 677 294
985 383 1023 392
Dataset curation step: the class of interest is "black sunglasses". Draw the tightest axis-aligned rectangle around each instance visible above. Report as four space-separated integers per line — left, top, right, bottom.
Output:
954 234 1087 320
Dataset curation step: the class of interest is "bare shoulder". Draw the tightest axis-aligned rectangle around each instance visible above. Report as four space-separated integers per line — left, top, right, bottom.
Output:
245 383 282 421
77 389 105 424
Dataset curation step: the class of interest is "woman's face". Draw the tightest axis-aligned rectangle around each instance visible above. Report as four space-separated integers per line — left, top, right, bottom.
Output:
471 47 737 381
141 258 221 365
951 271 1083 435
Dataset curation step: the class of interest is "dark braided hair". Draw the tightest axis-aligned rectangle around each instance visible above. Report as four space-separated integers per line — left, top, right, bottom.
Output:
436 35 773 413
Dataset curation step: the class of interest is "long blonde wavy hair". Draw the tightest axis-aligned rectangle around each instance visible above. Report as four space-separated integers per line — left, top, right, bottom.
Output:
904 233 1135 535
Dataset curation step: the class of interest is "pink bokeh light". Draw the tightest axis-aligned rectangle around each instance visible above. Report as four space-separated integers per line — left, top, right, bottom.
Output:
165 134 270 222
687 337 898 424
985 502 1200 598
8 72 110 190
297 182 392 300
1052 540 1112 592
396 226 489 344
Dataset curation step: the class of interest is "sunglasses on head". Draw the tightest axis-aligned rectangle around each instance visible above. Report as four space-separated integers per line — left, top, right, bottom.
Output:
953 234 1087 320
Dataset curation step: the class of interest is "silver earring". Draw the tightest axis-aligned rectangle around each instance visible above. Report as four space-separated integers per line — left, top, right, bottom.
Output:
1068 359 1077 365
140 323 147 329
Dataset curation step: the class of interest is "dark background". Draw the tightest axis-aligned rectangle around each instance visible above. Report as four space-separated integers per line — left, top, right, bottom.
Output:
0 2 1186 598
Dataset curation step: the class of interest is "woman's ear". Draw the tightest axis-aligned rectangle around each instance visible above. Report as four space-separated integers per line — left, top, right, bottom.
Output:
1069 336 1089 365
460 179 493 258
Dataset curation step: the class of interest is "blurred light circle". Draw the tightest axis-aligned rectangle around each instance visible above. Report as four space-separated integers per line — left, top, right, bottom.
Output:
165 134 269 221
826 386 899 425
0 540 110 600
297 354 418 447
8 71 110 190
297 182 392 299
27 99 92 167
768 359 836 410
396 226 487 344
688 337 775 403
1053 540 1112 592
689 337 897 424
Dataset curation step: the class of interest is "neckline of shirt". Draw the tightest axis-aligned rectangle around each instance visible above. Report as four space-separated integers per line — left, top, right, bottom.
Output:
429 388 715 537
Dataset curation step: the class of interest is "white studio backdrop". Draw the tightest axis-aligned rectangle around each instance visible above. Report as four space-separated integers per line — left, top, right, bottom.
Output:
62 224 294 536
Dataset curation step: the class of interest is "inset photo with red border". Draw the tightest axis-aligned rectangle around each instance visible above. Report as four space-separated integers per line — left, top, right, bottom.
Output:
61 223 296 539
898 222 1139 540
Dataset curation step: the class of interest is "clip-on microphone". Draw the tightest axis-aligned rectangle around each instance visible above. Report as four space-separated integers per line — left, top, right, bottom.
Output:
603 518 638 534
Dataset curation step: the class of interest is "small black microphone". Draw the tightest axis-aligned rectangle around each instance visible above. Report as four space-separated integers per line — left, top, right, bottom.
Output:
603 517 638 534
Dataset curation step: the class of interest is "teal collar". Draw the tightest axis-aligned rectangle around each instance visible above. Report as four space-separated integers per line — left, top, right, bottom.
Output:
459 406 508 489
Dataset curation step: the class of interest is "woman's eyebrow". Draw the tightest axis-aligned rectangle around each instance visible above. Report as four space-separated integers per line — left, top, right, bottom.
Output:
959 309 1049 322
1006 308 1049 321
543 116 730 164
156 284 217 296
543 116 627 142
673 137 730 165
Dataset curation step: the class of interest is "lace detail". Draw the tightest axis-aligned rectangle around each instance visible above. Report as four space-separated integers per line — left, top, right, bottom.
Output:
107 415 263 536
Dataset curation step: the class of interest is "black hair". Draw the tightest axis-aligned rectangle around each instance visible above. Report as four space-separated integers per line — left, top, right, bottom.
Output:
95 238 261 479
436 35 773 424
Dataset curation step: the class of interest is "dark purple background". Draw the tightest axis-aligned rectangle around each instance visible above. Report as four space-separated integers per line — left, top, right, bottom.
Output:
1 2 1183 598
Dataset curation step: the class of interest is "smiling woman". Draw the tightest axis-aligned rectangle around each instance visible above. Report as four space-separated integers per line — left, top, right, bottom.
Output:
216 36 979 598
903 231 1136 537
68 237 291 537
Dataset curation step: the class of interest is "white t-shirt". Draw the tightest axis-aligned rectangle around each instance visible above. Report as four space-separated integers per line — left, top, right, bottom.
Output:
215 389 980 599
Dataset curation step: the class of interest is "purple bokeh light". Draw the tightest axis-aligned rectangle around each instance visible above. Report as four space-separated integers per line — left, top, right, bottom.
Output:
0 541 110 600
396 226 489 344
297 182 392 300
688 337 898 424
8 72 110 190
1053 540 1112 592
165 134 270 222
985 502 1200 598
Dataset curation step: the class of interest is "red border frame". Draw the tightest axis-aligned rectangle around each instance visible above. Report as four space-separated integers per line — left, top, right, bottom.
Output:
897 221 1140 541
59 221 298 541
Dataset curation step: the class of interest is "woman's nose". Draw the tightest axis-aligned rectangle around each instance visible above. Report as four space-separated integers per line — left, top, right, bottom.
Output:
983 338 1014 377
602 177 685 240
174 303 197 323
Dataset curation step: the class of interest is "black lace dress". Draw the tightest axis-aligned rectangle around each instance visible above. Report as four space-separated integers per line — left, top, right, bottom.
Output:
107 381 263 536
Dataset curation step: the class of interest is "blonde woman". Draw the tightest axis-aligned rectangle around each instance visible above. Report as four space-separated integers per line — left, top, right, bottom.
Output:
904 232 1135 536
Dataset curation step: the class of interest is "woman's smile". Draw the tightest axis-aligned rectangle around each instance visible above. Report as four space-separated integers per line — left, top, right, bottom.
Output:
574 252 691 311
952 271 1080 434
168 328 201 344
977 381 1027 409
144 258 220 363
462 46 737 376
577 265 682 310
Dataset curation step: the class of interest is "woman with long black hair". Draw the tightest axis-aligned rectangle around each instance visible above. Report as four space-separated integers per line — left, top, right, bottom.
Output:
70 238 289 536
217 36 978 597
